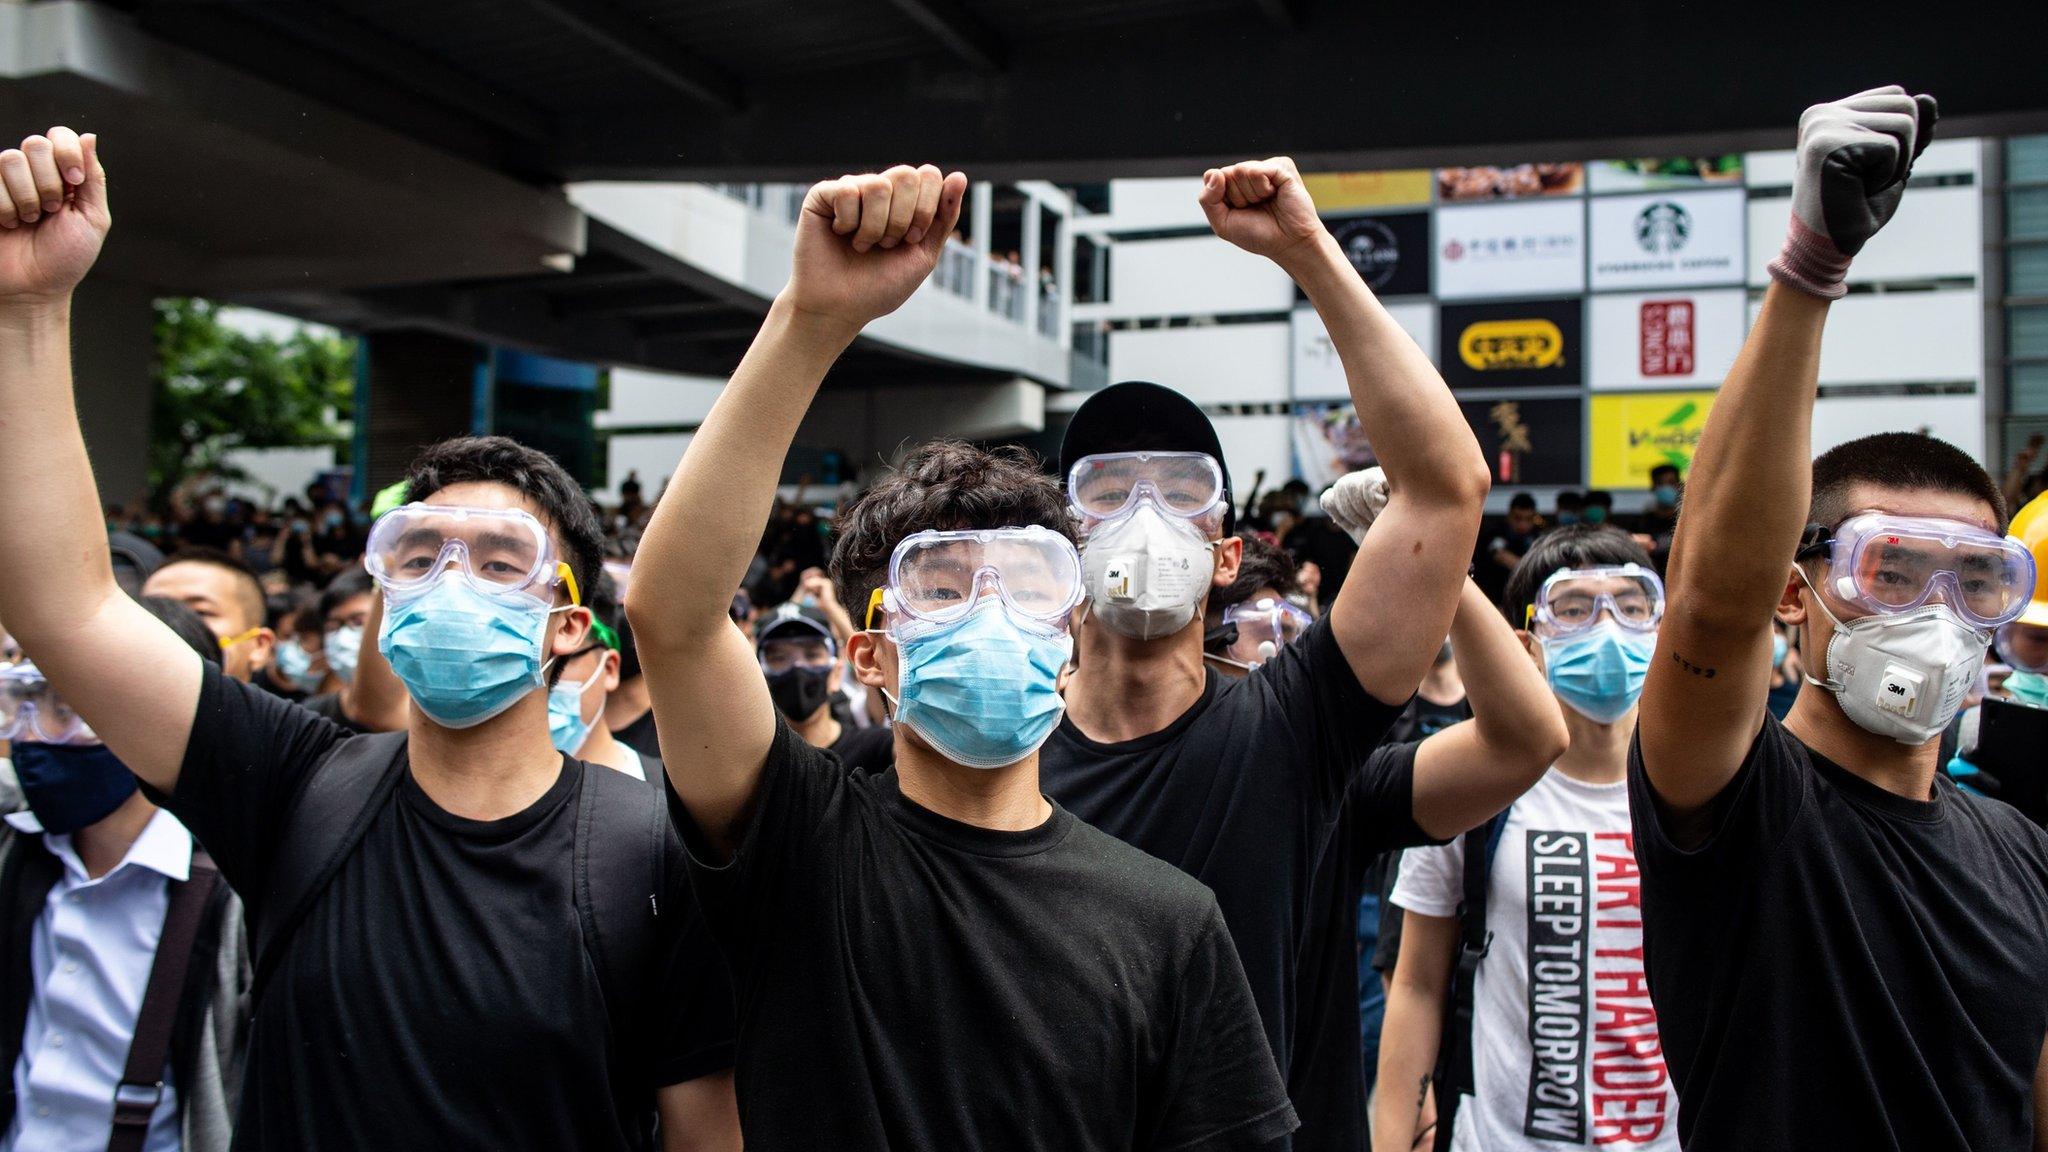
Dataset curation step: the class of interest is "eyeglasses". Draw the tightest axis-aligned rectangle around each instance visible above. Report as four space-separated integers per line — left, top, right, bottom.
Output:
0 662 100 746
1798 512 2036 630
365 503 579 607
1528 565 1666 638
1067 451 1227 538
868 526 1083 636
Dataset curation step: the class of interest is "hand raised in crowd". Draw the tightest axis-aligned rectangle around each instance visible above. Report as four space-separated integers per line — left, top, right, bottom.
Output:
788 164 968 335
1321 466 1392 546
1198 156 1325 266
1770 86 1936 297
0 128 109 303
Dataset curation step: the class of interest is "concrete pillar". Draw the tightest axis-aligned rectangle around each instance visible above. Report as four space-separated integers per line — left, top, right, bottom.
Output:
69 277 158 512
357 329 488 494
1020 197 1042 336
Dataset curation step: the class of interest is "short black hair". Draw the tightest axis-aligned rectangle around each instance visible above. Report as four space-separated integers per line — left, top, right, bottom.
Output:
1207 532 1301 620
1501 525 1654 630
1555 491 1584 512
138 595 223 666
1508 492 1537 512
1584 489 1614 510
402 435 606 606
318 565 376 627
1649 464 1681 485
155 547 265 629
829 441 1074 625
588 572 641 681
1809 431 2007 534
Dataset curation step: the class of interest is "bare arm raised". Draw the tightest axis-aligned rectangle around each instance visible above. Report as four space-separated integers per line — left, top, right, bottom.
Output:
1202 159 1489 705
0 128 201 793
1639 87 1937 824
628 165 965 859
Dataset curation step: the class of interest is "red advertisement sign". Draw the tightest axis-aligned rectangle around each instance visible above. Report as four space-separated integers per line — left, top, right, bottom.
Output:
1639 300 1695 377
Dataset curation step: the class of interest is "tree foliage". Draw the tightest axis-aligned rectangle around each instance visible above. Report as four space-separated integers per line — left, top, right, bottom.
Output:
149 297 357 497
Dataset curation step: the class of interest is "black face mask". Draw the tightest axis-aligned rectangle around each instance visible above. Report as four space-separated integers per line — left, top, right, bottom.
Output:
12 744 139 835
766 667 832 722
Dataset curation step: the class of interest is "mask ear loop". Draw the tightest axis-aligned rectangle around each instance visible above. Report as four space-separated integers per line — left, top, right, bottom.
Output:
1793 566 1850 694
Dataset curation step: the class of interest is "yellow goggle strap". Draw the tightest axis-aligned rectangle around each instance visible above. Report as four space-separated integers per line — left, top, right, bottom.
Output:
219 627 264 650
864 587 888 632
557 562 582 608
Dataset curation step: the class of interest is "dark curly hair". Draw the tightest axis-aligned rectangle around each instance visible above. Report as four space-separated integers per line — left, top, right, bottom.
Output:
828 441 1075 627
402 436 605 607
1206 532 1300 618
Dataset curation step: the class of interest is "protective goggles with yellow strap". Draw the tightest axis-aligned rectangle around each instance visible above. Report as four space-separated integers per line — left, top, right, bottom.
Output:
365 503 581 608
864 526 1083 638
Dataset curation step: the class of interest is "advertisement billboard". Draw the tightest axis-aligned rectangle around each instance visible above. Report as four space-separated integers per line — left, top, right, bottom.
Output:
1589 188 1745 290
1436 199 1586 300
1588 391 1718 489
1302 169 1434 212
1588 289 1745 390
1292 302 1435 401
1587 155 1744 193
1323 211 1432 297
1438 298 1583 389
1462 397 1582 487
1436 164 1584 202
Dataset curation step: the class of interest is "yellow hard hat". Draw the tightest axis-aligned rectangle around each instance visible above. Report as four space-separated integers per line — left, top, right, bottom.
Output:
2012 491 2048 628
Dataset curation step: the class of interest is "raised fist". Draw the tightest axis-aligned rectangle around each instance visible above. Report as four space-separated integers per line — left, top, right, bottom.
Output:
1321 466 1390 546
0 128 110 304
1199 157 1324 264
787 165 967 333
1769 86 1936 299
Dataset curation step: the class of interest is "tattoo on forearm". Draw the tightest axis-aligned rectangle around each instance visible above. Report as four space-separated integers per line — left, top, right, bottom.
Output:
1672 651 1718 679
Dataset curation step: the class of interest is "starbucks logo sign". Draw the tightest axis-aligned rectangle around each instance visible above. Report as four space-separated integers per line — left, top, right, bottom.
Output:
1634 201 1692 255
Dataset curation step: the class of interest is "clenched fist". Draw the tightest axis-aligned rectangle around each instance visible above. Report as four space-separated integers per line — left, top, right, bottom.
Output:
1769 86 1937 299
786 164 967 334
0 128 110 305
1199 157 1325 265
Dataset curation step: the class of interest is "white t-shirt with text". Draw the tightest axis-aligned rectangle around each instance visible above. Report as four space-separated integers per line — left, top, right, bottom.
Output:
1392 768 1679 1152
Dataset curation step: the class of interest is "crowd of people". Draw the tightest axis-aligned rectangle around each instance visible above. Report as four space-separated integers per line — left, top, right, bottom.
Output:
3 86 2048 1152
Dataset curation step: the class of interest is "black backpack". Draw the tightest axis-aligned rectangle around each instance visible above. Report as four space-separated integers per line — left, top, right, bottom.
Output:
252 732 670 1132
1430 808 1510 1152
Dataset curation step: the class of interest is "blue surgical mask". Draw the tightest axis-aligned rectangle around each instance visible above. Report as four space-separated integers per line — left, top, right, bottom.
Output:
12 743 138 835
326 624 363 686
379 577 562 729
885 601 1072 770
548 674 602 753
1582 506 1610 526
1653 485 1681 509
1541 621 1656 725
1556 512 1580 527
1772 633 1789 670
2008 670 2048 711
274 638 319 688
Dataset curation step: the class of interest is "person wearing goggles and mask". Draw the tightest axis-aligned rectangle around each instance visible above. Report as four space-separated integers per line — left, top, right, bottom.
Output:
0 132 737 1152
1381 531 1674 1152
754 604 892 773
1044 162 1499 1152
1944 491 2048 809
0 597 250 1152
544 575 655 783
1632 89 2048 1152
629 163 1292 1152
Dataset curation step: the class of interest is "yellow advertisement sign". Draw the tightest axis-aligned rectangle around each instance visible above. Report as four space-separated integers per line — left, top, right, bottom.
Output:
1301 169 1433 212
1458 319 1564 371
1589 391 1717 489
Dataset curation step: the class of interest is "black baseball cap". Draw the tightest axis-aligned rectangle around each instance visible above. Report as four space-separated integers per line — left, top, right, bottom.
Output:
1058 381 1235 533
108 531 165 597
754 603 836 652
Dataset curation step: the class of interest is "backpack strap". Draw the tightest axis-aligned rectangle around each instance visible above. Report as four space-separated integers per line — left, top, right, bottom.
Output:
252 732 409 999
574 759 668 1118
107 848 220 1152
1432 805 1510 1152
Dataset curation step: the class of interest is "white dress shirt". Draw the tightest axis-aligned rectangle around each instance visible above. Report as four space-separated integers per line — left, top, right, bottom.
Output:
0 807 192 1152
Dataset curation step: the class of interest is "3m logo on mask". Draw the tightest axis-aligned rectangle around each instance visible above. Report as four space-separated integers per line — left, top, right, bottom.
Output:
1102 561 1133 600
1878 669 1920 715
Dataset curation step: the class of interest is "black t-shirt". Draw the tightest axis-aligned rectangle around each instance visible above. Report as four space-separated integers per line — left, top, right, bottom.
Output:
827 721 894 773
1289 742 1434 1152
1383 692 1471 747
1040 617 1425 1143
151 666 735 1151
1629 711 2048 1151
299 690 370 734
613 705 661 762
684 720 1297 1151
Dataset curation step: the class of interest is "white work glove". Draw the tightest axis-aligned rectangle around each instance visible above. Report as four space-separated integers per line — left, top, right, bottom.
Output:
1321 467 1389 546
1769 85 1937 299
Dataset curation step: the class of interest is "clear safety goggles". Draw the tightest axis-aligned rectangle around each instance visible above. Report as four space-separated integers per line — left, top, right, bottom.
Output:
1997 620 2048 674
0 661 100 746
365 503 580 608
1798 512 2036 630
1067 451 1227 538
1219 596 1314 667
865 526 1083 637
1528 565 1666 637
